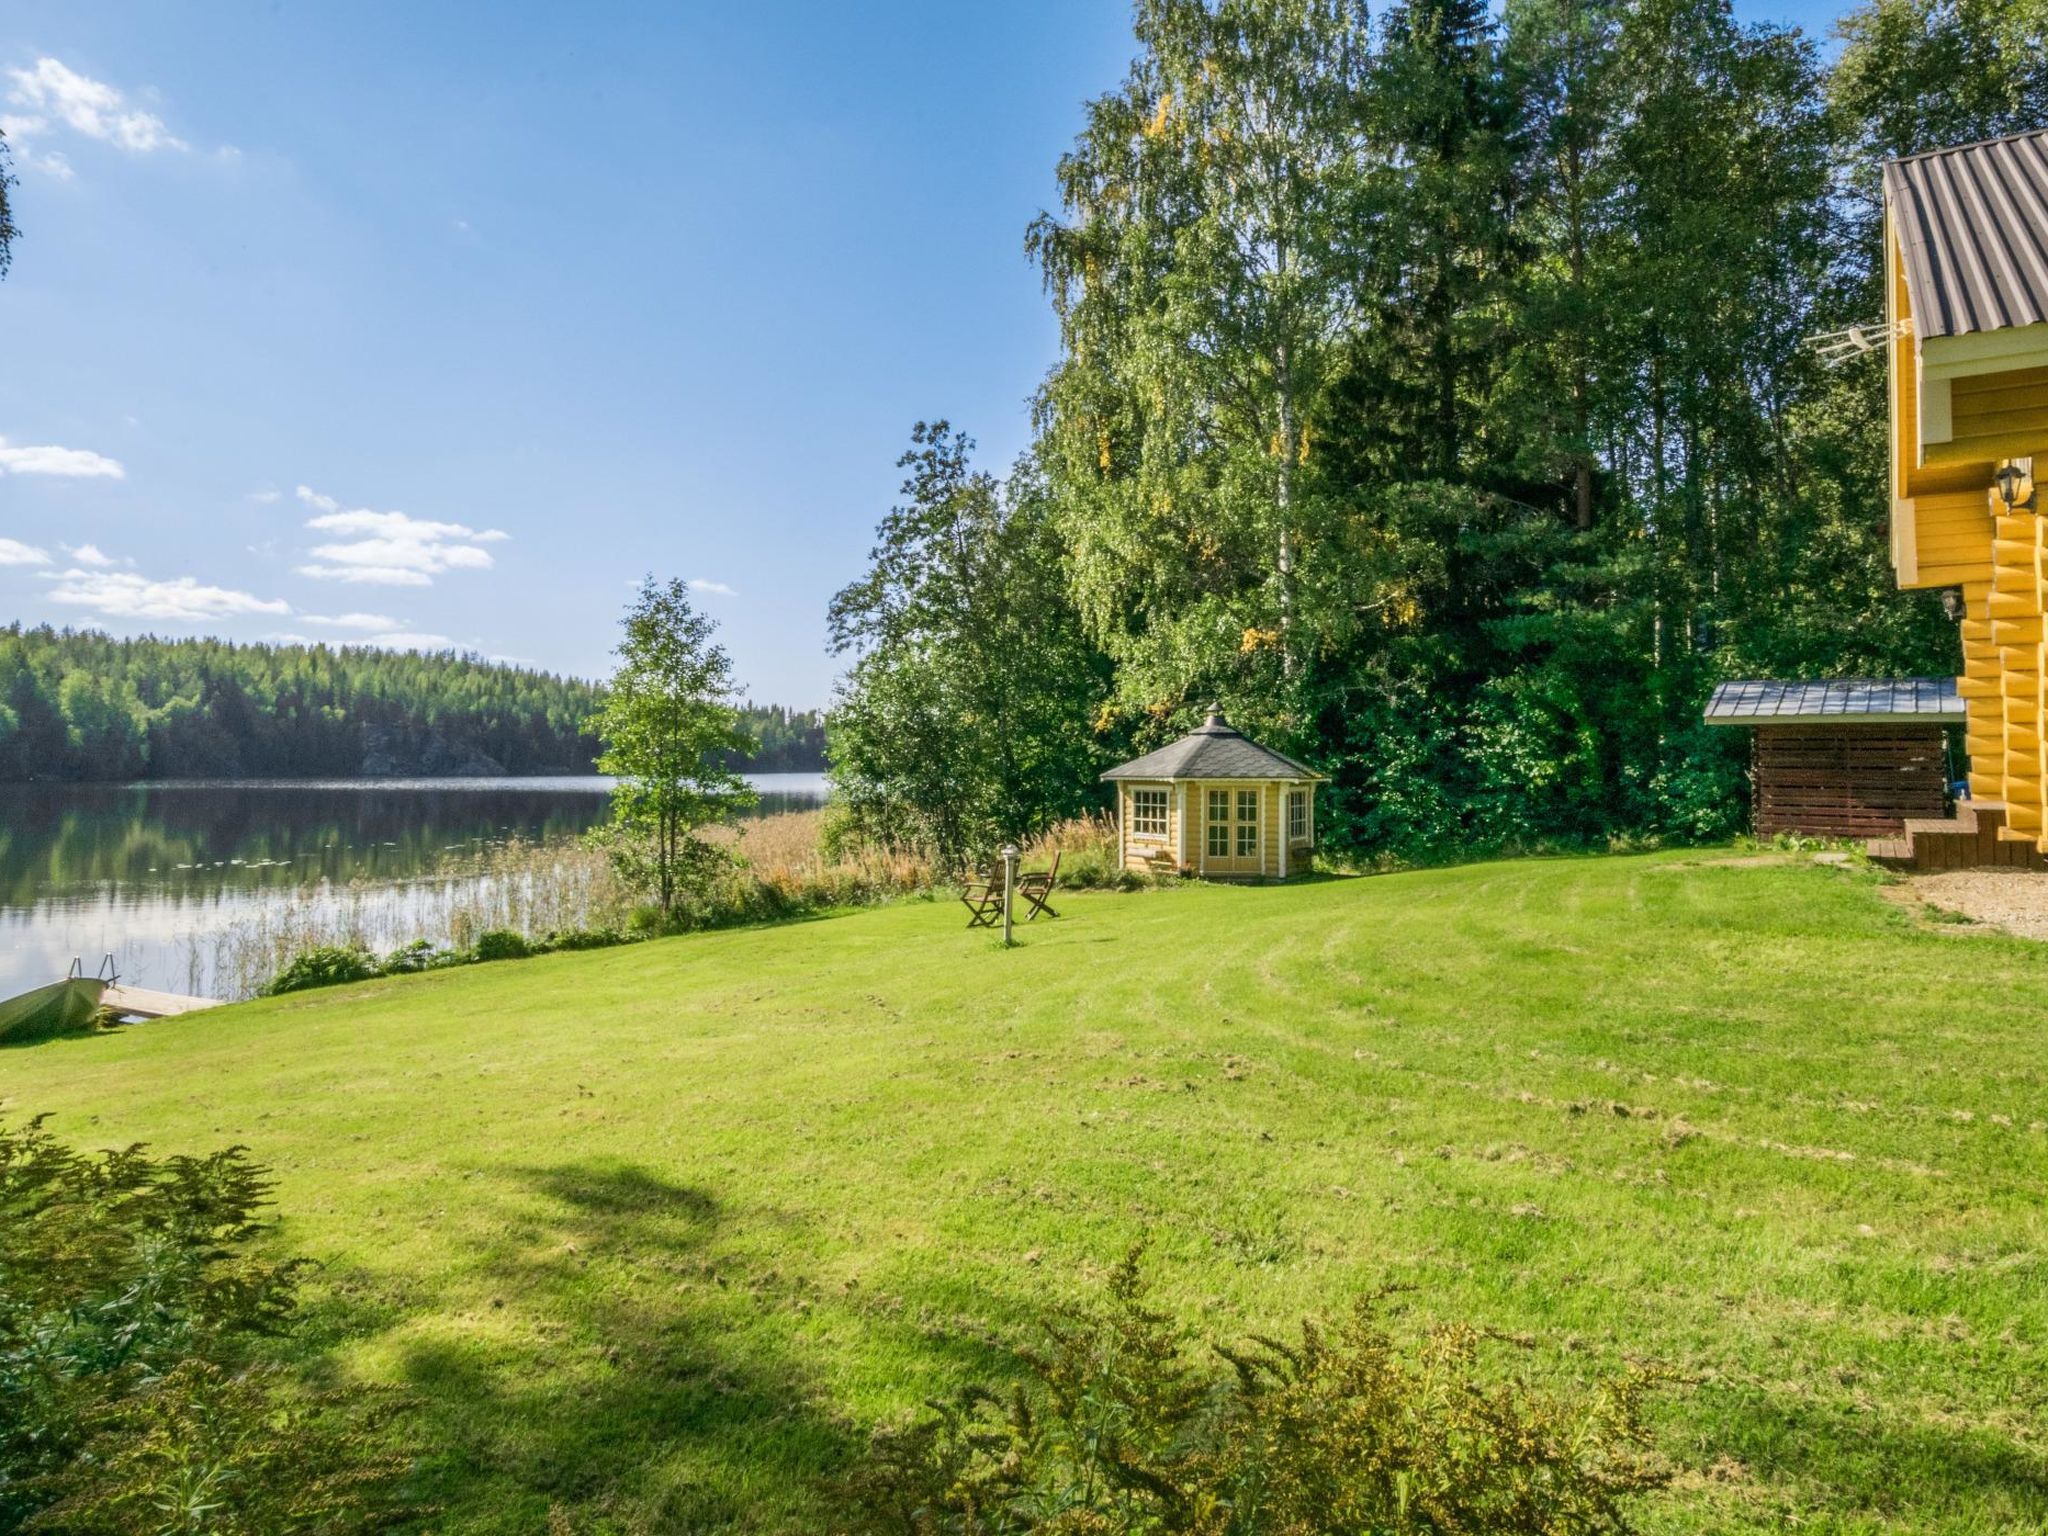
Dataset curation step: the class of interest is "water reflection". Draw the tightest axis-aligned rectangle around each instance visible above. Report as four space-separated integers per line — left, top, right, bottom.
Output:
0 774 827 999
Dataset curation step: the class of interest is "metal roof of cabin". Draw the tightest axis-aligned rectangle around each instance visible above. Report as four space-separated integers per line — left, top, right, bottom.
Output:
1102 708 1326 781
1702 677 1964 726
1885 128 2048 340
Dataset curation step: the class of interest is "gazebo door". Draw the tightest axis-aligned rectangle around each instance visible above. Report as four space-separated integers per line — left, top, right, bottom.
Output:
1201 785 1262 877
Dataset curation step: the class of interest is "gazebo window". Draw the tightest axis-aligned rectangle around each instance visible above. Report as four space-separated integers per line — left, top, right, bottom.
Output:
1236 790 1258 855
1207 790 1229 856
1130 787 1168 838
1288 789 1308 842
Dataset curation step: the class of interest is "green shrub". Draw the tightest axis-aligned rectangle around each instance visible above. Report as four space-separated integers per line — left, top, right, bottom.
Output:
261 943 378 996
0 1115 406 1532
473 929 533 962
841 1250 1670 1534
380 938 447 974
547 926 630 952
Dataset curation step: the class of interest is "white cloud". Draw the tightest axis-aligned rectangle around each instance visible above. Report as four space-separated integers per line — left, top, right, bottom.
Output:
688 578 737 596
298 563 436 588
0 537 51 566
293 484 508 587
62 542 117 567
43 568 289 622
5 58 185 155
248 488 281 505
0 438 126 478
301 611 403 631
0 113 73 179
361 631 457 652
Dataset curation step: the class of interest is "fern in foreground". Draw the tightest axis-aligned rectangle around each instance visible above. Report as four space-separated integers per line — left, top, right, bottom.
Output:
843 1250 1670 1535
0 1116 408 1533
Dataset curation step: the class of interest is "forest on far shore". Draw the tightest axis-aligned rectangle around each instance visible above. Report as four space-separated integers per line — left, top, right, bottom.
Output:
0 625 825 781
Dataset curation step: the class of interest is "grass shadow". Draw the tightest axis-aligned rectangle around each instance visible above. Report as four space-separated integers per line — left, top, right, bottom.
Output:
1697 1381 2048 1527
294 1157 1021 1530
385 1158 847 1528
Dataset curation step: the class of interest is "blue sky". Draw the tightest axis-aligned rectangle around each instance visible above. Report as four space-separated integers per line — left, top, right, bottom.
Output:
0 0 1853 707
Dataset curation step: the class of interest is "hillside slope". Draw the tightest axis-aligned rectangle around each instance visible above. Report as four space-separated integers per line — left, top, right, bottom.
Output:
5 855 2045 1532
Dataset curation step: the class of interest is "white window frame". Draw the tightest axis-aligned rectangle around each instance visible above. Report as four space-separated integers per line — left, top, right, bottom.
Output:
1288 788 1309 843
1129 785 1169 840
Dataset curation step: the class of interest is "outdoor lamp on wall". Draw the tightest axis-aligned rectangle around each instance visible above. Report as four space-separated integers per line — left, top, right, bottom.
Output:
1994 458 2037 514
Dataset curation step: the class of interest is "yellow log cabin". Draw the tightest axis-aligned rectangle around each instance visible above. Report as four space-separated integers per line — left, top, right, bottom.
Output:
1886 127 2048 850
1103 707 1325 880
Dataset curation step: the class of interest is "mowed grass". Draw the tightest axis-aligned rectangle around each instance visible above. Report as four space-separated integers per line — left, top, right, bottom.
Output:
6 853 2047 1532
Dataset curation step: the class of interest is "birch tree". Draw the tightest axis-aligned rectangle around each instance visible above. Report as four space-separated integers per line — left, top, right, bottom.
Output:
1029 0 1374 724
592 579 755 917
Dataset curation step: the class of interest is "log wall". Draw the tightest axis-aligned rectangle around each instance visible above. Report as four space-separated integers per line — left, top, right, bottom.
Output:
1752 725 1948 839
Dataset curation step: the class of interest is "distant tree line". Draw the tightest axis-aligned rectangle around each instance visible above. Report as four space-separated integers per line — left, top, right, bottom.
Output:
830 0 2042 868
735 702 828 772
0 626 824 781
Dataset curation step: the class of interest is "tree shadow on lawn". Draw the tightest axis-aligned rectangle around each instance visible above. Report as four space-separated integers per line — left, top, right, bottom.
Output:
320 1157 1014 1531
1698 1381 2048 1527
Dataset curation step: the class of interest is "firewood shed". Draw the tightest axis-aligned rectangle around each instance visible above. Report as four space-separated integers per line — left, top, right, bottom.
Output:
1703 678 1962 839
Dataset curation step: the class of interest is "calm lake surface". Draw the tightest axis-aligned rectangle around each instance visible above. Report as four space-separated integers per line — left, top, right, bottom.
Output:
0 773 828 1001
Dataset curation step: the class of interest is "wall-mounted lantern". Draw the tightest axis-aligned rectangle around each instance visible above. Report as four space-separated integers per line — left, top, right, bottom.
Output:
1994 457 2037 514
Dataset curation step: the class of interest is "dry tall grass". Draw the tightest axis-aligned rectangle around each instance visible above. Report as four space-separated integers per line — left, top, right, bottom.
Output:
184 836 635 999
193 811 956 1000
1021 812 1126 886
708 810 938 916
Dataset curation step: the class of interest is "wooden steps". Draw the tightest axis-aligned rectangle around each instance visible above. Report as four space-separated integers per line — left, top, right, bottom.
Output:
1866 800 2048 871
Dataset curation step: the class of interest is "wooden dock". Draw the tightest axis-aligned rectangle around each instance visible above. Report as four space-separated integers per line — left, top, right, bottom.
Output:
100 984 222 1019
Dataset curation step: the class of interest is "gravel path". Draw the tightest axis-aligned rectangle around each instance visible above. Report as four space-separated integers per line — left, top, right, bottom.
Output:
1908 870 2048 939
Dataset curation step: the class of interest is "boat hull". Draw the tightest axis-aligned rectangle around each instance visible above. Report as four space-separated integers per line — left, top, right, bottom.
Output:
0 978 108 1045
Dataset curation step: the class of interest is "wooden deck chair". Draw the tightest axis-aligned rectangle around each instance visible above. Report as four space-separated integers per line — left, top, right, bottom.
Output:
960 869 1004 928
1016 850 1061 922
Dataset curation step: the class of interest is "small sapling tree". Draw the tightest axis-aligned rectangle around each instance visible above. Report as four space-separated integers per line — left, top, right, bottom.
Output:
593 577 756 918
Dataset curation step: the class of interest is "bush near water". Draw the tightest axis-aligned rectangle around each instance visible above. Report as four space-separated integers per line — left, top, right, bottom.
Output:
254 811 1137 997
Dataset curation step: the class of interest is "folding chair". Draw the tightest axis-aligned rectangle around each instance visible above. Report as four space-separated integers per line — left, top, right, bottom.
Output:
960 868 1004 929
1015 850 1061 922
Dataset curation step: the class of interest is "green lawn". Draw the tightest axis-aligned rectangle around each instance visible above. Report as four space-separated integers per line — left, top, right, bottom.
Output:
6 853 2046 1532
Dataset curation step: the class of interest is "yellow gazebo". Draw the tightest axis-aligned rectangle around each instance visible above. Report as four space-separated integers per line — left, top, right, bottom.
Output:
1102 707 1325 880
1884 126 2048 857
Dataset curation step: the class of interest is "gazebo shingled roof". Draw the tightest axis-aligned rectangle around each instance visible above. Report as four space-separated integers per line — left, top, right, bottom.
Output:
1101 707 1326 782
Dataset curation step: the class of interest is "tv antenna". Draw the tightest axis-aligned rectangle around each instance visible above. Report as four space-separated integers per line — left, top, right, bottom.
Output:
1805 320 1906 366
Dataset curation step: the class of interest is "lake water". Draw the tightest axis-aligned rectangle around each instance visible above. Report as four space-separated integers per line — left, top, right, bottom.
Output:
0 773 828 1002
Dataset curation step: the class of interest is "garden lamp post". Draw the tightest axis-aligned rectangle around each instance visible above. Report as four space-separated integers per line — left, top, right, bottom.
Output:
1000 843 1019 947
